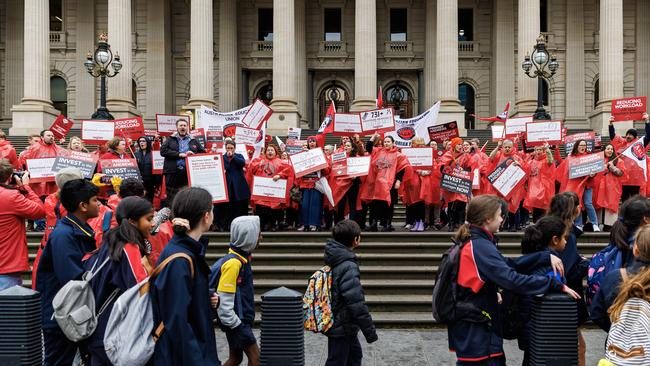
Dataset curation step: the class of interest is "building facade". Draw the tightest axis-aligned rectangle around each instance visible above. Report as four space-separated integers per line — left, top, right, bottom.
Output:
0 0 647 135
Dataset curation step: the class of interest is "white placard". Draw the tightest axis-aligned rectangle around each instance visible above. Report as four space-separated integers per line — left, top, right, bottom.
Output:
241 99 272 130
526 121 563 146
26 158 57 182
400 147 434 168
234 126 260 145
186 154 229 203
287 127 301 140
251 176 288 202
360 108 396 134
491 124 505 141
81 120 115 143
152 150 164 173
333 113 363 135
492 163 527 198
156 114 189 136
289 148 329 178
346 156 371 177
235 143 250 162
505 116 533 137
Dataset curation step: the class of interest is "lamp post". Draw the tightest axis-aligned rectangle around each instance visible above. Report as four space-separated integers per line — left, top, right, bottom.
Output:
84 33 122 120
522 34 559 120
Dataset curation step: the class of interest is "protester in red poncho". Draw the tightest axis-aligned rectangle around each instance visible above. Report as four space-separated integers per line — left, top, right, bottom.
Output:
0 131 20 169
438 137 471 231
468 138 490 196
555 139 600 231
488 138 529 231
593 144 626 231
607 113 650 201
426 140 444 229
400 137 427 231
360 133 410 232
20 130 64 197
328 139 366 227
523 143 556 222
297 137 331 231
247 144 293 231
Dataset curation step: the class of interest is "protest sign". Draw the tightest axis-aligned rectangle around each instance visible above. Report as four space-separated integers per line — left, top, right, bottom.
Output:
186 153 229 203
49 115 74 140
505 116 533 137
285 139 304 155
289 148 329 178
401 147 434 169
346 156 371 177
251 176 288 203
491 124 505 141
196 105 250 134
152 148 164 174
568 152 606 179
190 128 206 149
287 127 301 140
156 114 189 136
81 120 114 144
611 96 647 122
26 158 56 183
331 151 348 176
235 125 261 145
440 168 472 196
525 120 563 146
114 117 145 140
333 113 362 136
52 150 98 179
241 99 272 130
206 130 224 152
360 108 395 134
100 159 141 180
487 159 527 199
565 132 596 153
427 122 459 143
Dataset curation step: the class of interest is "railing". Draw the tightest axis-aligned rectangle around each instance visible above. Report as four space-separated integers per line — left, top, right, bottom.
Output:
253 41 273 53
458 41 480 58
384 41 412 54
49 31 66 49
319 41 346 54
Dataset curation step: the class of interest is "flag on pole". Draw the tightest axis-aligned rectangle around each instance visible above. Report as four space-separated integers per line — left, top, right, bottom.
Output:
376 86 384 109
472 102 510 123
621 137 648 180
317 100 336 134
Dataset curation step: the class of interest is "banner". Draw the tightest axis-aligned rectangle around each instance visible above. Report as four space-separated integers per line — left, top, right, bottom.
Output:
333 113 363 136
611 96 647 122
621 138 648 180
491 124 505 141
186 153 229 203
234 125 261 145
26 158 57 183
52 150 98 179
401 147 434 169
331 151 348 176
346 156 371 177
195 105 250 134
565 132 596 153
81 120 115 144
251 176 288 203
488 160 527 199
505 116 533 137
525 120 563 146
568 152 606 179
156 114 190 136
385 102 440 146
190 128 206 149
114 117 145 140
289 148 329 178
440 168 472 196
49 115 74 140
241 98 272 130
427 121 459 143
152 148 164 174
360 108 395 134
100 159 141 180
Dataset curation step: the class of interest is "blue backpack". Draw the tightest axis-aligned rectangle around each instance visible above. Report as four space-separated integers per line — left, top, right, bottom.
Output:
586 244 624 306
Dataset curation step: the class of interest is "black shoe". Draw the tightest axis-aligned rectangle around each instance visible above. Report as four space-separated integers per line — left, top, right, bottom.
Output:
380 226 391 232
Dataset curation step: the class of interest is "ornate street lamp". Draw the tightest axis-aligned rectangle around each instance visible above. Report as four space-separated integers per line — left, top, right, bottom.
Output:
522 34 559 120
84 33 122 120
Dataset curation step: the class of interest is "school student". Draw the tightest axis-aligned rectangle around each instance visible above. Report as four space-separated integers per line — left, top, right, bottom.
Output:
36 179 101 366
150 187 220 365
324 220 378 366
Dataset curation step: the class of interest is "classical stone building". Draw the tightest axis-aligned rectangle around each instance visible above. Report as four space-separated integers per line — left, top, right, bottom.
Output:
0 0 646 135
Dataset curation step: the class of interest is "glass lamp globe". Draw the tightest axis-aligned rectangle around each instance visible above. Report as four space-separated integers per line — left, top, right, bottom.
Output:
111 56 122 72
84 58 94 72
533 49 548 66
95 49 110 65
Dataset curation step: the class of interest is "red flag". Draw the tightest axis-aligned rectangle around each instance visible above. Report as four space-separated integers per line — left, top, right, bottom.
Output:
376 86 384 108
472 102 510 123
318 101 336 134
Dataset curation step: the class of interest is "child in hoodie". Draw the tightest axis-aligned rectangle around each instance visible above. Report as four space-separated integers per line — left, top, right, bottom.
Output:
213 215 261 366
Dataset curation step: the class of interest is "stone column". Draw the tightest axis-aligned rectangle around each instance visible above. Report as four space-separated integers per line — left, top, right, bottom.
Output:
107 0 138 118
295 0 308 125
436 0 466 136
75 0 96 120
423 0 436 109
186 0 215 107
636 1 650 101
592 0 623 134
145 0 172 125
268 0 300 132
350 0 377 111
3 0 23 127
491 0 515 120
564 0 588 128
219 0 238 111
515 0 539 115
11 0 58 135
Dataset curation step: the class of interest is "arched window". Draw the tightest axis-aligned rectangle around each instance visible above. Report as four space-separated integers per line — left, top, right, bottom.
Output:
542 79 549 107
256 82 273 105
50 0 63 32
51 76 67 116
459 83 475 129
384 84 413 118
132 79 138 107
593 79 600 108
319 82 350 124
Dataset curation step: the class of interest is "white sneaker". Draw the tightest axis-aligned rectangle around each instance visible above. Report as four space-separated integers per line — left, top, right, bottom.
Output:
404 224 412 230
593 225 601 232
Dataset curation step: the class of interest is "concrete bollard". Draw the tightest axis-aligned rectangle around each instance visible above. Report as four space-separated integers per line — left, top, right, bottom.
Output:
260 286 305 366
529 292 578 366
0 286 43 366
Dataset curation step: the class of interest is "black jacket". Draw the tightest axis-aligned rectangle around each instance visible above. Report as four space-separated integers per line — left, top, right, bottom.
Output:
134 149 153 181
160 135 205 174
324 239 377 343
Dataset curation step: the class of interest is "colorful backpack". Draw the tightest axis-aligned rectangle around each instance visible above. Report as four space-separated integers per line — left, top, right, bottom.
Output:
586 243 624 306
303 266 333 333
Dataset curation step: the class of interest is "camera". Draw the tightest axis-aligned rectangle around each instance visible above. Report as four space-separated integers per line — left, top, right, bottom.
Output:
12 170 24 179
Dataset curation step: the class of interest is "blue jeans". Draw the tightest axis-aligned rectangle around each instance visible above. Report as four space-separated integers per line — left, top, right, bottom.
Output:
575 188 598 227
0 273 22 291
300 188 323 227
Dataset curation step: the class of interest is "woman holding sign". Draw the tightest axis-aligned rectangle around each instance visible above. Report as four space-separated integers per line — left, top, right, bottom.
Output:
439 138 472 232
135 136 160 203
328 140 366 226
593 144 626 231
523 144 556 223
297 137 331 232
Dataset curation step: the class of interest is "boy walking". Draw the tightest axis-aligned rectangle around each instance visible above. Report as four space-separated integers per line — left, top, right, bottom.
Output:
324 220 378 366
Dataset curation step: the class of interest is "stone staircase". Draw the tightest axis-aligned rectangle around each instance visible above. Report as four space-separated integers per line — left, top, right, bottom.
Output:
24 231 609 327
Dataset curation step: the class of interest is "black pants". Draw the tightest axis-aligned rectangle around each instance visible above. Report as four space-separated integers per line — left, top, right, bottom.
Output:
408 201 425 223
369 189 399 227
44 328 77 366
621 185 640 203
214 199 249 231
532 208 546 223
284 207 299 227
448 201 467 229
164 170 188 206
325 334 362 366
336 182 360 224
256 205 282 230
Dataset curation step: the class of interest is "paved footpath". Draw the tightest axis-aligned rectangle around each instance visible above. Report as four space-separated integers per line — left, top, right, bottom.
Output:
215 328 608 365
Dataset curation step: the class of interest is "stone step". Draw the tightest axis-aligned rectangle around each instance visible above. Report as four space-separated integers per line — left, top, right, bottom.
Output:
250 265 437 281
253 279 434 296
252 294 433 313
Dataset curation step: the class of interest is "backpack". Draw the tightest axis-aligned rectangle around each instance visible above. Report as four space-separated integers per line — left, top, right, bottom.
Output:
51 257 116 342
209 253 247 331
103 253 194 366
586 243 624 306
303 265 334 333
603 296 650 366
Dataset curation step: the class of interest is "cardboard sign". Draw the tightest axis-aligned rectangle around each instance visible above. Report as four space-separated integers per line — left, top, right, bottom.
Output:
488 159 527 199
333 113 363 136
360 108 396 134
190 128 206 149
285 139 305 155
427 122 459 143
251 176 288 203
401 147 434 169
49 115 74 140
611 96 647 122
156 114 190 136
186 153 229 203
26 158 57 183
441 168 472 196
100 159 141 180
235 126 261 145
81 120 115 144
52 150 98 179
331 151 348 176
241 98 272 130
568 152 606 179
346 156 371 177
206 130 224 152
565 132 596 153
505 116 533 137
491 124 505 141
114 117 145 140
152 149 164 174
525 120 563 146
289 148 329 178
287 127 301 140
